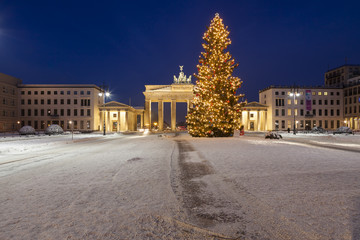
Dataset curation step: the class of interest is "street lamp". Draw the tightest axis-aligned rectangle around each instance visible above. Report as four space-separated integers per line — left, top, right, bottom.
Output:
99 91 110 135
69 120 73 140
289 89 300 135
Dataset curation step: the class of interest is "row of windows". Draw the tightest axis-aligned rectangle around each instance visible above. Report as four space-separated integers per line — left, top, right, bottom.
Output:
1 110 16 117
20 109 91 117
21 98 91 106
275 108 341 117
344 97 360 105
21 90 92 96
276 98 341 106
345 106 360 115
344 86 360 96
2 86 16 95
2 98 16 106
21 120 91 130
275 119 341 129
273 91 340 96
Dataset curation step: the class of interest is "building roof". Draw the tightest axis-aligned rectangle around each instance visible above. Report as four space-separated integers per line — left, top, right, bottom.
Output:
325 64 360 73
18 84 102 91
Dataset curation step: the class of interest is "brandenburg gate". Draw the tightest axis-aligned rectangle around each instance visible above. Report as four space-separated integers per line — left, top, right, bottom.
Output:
143 66 194 130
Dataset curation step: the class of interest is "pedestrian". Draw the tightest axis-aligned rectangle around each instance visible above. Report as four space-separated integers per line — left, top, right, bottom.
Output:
287 128 290 133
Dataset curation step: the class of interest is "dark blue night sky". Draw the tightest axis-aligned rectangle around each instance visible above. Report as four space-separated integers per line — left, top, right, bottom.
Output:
1 0 360 108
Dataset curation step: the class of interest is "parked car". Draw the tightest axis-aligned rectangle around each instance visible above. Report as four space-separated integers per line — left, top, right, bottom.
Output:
333 126 353 135
311 127 326 134
265 131 282 139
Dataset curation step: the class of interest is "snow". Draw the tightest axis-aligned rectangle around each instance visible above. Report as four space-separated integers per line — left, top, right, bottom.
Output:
0 132 360 239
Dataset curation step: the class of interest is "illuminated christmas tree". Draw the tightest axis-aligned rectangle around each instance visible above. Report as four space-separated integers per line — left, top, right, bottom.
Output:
186 13 244 137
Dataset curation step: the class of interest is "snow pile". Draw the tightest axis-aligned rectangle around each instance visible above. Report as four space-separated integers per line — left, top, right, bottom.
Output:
45 124 64 135
19 126 35 135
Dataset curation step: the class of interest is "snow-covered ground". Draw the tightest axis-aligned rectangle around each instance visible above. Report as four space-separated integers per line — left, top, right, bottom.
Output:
0 132 360 239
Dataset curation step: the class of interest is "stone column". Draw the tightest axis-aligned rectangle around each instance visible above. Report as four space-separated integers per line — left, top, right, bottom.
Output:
125 111 128 131
186 100 190 114
144 99 151 129
171 100 176 131
257 110 260 131
140 113 144 128
247 111 250 130
117 111 121 132
158 100 163 131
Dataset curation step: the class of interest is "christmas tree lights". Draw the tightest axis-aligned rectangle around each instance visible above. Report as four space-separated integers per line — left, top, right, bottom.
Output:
186 13 244 137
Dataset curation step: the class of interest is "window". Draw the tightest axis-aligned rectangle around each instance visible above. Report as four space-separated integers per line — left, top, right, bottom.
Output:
74 99 78 104
41 99 44 104
330 92 334 96
281 120 285 129
337 100 340 105
287 109 291 116
275 120 279 130
313 100 316 105
318 100 322 105
281 91 285 95
74 91 78 95
324 100 328 105
54 99 58 104
28 99 31 104
21 91 25 95
300 100 304 105
275 109 279 116
67 91 71 95
80 109 84 116
312 92 315 96
34 99 38 105
21 99 25 105
54 91 58 95
21 109 25 116
331 120 334 129
349 98 352 104
275 99 284 106
331 109 334 116
325 120 328 128
300 109 304 116
28 91 31 95
324 92 328 96
337 120 340 128
281 109 285 116
61 99 64 105
312 109 316 116
74 109 78 116
60 91 64 95
275 91 279 95
74 121 78 129
41 121 44 129
28 109 31 116
80 120 84 129
34 109 38 116
54 109 58 115
87 91 91 95
337 92 340 96
87 121 91 129
34 91 38 95
67 99 71 104
41 91 44 95
41 109 44 116
319 120 322 127
87 109 91 116
80 91 84 95
287 99 291 105
67 109 71 116
47 91 51 95
319 109 322 116
330 100 334 105
324 109 328 116
337 109 340 116
47 109 51 116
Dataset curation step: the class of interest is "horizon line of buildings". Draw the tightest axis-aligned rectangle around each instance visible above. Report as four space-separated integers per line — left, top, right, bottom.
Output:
1 64 360 133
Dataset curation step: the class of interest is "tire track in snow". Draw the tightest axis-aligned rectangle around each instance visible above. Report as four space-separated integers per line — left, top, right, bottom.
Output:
171 139 327 240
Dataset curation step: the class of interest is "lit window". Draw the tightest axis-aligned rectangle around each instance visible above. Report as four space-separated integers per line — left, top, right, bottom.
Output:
288 109 291 116
318 92 322 96
324 92 328 96
287 99 291 105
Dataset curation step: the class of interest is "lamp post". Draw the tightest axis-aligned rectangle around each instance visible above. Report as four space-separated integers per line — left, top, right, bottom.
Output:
99 91 110 135
69 120 73 140
289 88 300 135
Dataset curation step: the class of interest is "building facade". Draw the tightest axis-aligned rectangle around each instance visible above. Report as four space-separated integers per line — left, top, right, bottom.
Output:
259 86 344 131
0 73 22 132
325 64 360 86
18 84 104 132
